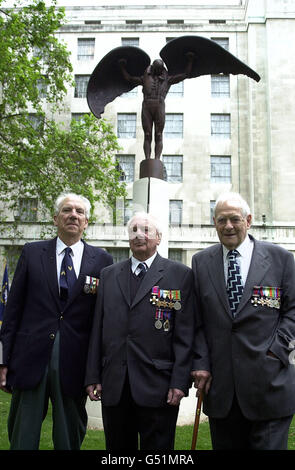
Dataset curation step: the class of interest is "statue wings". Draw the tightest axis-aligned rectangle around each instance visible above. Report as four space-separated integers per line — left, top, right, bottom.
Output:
87 35 260 118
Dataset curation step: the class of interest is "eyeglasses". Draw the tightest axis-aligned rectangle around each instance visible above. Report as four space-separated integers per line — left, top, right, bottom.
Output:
215 216 245 226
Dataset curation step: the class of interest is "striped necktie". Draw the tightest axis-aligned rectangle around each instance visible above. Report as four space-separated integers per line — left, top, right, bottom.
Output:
137 262 147 279
227 250 243 317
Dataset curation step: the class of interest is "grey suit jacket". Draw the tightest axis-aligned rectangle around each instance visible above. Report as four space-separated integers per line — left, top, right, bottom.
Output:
85 253 196 407
192 235 295 420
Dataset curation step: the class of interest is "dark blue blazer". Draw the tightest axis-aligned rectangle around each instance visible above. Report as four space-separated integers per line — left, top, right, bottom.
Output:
0 237 113 397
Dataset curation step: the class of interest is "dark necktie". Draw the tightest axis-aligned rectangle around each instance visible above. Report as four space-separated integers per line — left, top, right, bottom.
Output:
60 247 77 301
137 262 147 279
227 250 243 317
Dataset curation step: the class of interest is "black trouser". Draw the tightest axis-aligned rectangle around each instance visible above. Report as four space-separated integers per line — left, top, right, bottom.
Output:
101 375 179 451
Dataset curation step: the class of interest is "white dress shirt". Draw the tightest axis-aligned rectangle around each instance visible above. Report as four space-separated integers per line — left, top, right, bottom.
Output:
223 235 254 287
56 237 84 287
131 252 158 276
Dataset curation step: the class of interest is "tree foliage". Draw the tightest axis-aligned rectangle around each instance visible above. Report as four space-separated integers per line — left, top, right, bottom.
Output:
0 0 125 224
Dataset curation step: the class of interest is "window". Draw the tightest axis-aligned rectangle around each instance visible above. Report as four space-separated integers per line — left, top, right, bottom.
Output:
124 199 133 225
116 155 135 182
18 198 38 222
28 114 44 132
211 75 230 98
37 77 48 98
117 114 136 138
168 249 183 262
107 248 129 263
162 155 183 182
121 38 139 47
211 114 231 138
169 200 183 225
77 38 95 61
167 82 184 97
74 75 90 98
211 156 231 183
211 37 229 51
164 114 183 138
210 200 216 224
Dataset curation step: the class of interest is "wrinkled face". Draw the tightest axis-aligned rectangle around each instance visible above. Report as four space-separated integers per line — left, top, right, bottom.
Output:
129 216 161 261
214 201 252 250
54 197 88 243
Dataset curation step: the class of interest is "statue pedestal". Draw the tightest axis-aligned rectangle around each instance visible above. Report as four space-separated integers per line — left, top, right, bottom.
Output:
132 176 169 258
139 159 164 180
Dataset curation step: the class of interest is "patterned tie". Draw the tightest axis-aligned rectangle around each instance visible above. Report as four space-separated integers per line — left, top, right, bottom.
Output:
227 250 243 317
60 247 77 301
137 262 147 279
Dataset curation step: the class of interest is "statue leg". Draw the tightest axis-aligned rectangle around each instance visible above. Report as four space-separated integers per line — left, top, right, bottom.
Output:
154 104 165 160
141 104 152 159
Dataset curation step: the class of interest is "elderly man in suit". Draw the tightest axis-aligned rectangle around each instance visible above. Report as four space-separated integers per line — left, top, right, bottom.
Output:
191 192 295 450
85 212 196 450
0 193 113 450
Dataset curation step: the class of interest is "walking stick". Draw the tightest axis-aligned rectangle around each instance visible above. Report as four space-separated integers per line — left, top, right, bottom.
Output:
191 391 203 450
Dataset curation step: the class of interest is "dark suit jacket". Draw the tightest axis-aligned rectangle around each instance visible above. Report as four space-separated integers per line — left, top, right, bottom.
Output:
0 238 113 398
85 253 195 407
192 235 295 420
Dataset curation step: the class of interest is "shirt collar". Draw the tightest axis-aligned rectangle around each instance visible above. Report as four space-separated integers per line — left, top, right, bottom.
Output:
222 234 252 259
131 251 158 273
56 237 83 256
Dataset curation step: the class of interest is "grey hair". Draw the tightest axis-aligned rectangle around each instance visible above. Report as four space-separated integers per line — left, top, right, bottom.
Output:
54 193 91 219
127 211 163 237
214 192 251 218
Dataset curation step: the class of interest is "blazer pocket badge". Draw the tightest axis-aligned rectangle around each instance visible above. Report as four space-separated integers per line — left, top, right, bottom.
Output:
251 285 281 309
84 276 99 294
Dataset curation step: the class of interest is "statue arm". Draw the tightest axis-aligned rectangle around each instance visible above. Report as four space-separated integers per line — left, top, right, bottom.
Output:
118 58 143 86
168 51 194 85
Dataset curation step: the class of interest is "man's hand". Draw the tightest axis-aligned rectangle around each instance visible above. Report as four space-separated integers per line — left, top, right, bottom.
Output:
191 370 212 397
167 388 185 406
0 366 11 394
86 383 102 401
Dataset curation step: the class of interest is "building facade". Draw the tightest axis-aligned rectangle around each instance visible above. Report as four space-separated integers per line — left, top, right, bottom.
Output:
1 0 295 273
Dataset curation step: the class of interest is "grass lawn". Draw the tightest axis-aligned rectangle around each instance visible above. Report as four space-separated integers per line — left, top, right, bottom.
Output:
1 390 295 450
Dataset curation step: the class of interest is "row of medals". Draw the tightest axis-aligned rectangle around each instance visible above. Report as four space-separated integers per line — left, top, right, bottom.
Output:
251 295 281 309
150 290 181 332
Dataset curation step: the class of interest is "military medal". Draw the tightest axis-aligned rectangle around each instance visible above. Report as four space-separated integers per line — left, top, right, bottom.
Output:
150 286 159 305
251 285 281 309
84 276 99 294
163 311 171 332
155 309 163 329
172 290 181 310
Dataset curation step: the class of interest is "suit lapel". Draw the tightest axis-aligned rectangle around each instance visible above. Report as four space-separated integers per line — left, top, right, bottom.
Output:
117 259 132 307
131 253 164 309
66 241 96 306
237 240 271 314
40 238 60 309
207 244 230 316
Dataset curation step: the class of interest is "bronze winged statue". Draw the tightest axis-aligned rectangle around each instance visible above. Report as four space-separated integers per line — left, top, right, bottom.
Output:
87 35 260 161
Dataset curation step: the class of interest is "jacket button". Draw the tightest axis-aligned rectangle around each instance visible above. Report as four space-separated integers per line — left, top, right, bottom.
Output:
49 333 55 340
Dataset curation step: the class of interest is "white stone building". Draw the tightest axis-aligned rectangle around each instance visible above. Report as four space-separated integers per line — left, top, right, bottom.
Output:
2 0 295 271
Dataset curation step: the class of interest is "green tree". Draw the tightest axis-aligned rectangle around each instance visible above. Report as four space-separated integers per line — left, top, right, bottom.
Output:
0 0 125 225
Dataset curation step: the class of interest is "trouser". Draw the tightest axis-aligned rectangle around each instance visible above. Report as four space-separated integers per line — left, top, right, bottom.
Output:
101 375 179 451
209 394 293 450
8 332 87 450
